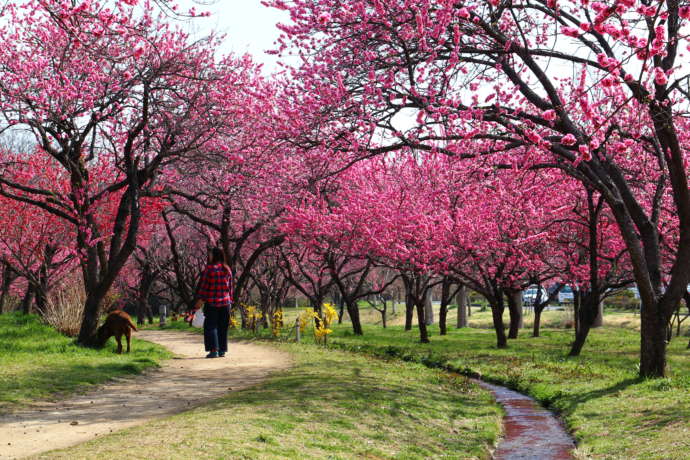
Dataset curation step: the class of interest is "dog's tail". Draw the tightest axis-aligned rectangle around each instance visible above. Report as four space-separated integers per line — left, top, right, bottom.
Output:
127 317 138 331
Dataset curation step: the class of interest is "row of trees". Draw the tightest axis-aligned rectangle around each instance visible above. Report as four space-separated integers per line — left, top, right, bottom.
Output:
0 0 688 378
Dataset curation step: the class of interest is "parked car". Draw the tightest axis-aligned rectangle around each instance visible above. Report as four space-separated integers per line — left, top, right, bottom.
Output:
523 286 549 306
558 285 574 304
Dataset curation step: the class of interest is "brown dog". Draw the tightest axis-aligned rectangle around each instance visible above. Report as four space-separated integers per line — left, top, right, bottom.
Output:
96 310 138 353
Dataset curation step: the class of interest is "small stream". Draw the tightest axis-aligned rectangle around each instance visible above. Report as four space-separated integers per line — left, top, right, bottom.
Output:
476 380 575 459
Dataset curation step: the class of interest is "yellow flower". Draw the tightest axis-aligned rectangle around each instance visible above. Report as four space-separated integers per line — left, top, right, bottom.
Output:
322 303 338 327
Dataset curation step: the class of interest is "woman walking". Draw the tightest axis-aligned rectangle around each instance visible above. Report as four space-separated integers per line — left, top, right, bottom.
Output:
194 247 233 358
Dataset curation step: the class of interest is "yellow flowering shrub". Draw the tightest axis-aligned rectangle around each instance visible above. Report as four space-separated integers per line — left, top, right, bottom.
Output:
295 305 337 344
272 309 283 337
322 303 338 327
241 304 264 334
298 308 318 332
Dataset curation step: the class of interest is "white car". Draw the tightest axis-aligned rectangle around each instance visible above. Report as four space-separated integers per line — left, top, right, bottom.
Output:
523 286 548 306
558 285 574 304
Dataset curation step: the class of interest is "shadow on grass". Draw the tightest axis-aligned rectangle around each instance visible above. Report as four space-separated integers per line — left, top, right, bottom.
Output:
210 356 492 429
555 377 641 412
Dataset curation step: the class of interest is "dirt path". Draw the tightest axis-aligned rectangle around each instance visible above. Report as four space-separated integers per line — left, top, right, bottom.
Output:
0 330 292 460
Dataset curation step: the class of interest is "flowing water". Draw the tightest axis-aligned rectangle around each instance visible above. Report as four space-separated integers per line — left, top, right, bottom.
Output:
476 380 575 460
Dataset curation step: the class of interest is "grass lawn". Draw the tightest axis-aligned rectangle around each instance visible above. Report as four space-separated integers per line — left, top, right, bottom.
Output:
39 339 502 460
279 302 668 335
0 312 171 414
323 324 690 460
140 310 690 459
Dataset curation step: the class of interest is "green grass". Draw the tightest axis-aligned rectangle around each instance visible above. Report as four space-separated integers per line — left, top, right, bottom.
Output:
0 312 171 414
323 324 690 460
142 311 690 458
39 341 502 460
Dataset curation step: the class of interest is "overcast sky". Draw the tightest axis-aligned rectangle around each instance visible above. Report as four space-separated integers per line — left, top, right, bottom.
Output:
178 0 289 74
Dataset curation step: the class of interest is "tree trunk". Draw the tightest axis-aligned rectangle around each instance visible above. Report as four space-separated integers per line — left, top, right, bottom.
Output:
506 290 523 339
569 292 600 356
532 307 543 338
405 292 414 331
439 304 448 335
21 283 34 315
569 319 592 357
573 289 581 334
415 299 429 343
337 297 345 323
439 279 451 335
0 262 16 314
490 299 508 349
424 289 434 325
346 299 363 335
78 292 103 345
381 299 387 328
592 300 604 328
33 283 48 315
137 266 155 326
456 285 468 328
639 299 668 377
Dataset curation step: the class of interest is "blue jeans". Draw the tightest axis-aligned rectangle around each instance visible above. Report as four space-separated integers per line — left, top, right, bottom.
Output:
203 304 230 353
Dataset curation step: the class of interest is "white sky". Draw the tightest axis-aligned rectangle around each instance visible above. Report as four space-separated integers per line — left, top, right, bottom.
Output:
177 0 289 74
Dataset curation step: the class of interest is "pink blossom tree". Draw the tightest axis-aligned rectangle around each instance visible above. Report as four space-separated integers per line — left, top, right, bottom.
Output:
0 0 253 344
269 0 690 377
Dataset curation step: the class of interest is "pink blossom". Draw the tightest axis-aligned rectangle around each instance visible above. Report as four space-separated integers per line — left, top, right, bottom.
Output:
542 109 557 121
561 26 580 37
458 8 470 19
578 145 591 161
561 134 577 146
317 12 331 25
654 67 668 86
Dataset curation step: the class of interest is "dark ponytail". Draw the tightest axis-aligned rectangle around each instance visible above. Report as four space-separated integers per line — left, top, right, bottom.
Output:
210 247 226 265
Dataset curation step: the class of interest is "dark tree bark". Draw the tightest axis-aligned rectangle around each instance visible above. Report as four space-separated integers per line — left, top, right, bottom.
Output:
162 212 196 310
423 289 434 326
439 277 460 335
439 278 450 335
368 296 389 328
489 292 508 349
533 307 543 338
404 290 414 331
21 283 34 315
334 290 345 324
136 262 156 326
532 284 562 338
337 300 345 323
506 289 524 339
401 272 435 342
345 299 363 335
327 257 395 336
569 189 605 356
0 261 17 314
569 292 601 356
456 284 468 328
415 298 429 343
592 300 604 328
380 299 387 328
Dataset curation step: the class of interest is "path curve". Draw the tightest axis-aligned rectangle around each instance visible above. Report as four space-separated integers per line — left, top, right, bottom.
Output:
0 330 292 460
476 380 575 460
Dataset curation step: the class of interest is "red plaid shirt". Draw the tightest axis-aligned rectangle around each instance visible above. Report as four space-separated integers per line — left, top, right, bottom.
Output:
197 263 233 307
